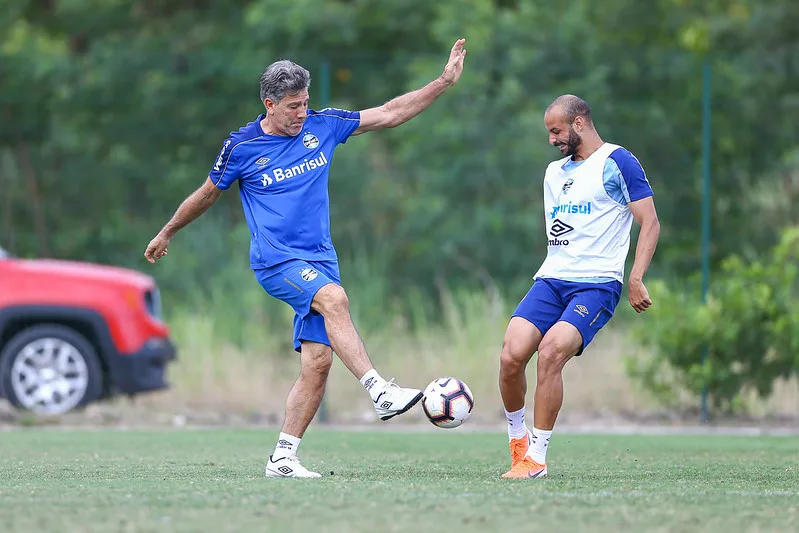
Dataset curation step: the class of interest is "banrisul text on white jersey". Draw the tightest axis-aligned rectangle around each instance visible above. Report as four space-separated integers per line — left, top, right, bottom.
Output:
549 201 592 219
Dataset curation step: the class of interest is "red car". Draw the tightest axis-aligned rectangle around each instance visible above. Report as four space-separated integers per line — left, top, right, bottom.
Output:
0 244 176 415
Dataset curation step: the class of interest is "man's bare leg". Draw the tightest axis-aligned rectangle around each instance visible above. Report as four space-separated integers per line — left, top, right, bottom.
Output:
498 316 543 473
266 341 331 478
311 283 422 420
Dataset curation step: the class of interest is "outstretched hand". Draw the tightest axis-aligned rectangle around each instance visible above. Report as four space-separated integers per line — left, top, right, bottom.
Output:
441 38 467 87
144 234 170 264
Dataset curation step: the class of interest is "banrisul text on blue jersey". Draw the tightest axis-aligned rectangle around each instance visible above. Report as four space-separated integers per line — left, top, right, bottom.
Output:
260 152 329 187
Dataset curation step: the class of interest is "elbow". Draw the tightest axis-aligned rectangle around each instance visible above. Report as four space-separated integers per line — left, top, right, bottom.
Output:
200 181 223 203
380 107 403 129
648 217 661 240
386 114 403 129
637 215 660 239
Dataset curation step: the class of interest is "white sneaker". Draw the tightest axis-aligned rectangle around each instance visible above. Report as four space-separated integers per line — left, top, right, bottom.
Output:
373 379 423 421
265 454 322 478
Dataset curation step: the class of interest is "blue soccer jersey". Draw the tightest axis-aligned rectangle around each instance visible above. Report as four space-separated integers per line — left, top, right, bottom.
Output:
208 109 360 268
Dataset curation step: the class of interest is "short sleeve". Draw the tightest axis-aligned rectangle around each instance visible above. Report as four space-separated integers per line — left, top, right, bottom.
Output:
607 148 653 202
317 108 361 144
208 137 241 190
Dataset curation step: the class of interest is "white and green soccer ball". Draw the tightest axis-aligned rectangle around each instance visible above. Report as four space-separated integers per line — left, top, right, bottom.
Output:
422 377 474 429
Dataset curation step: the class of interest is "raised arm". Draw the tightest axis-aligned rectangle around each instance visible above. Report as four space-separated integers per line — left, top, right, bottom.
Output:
144 177 223 263
353 38 467 135
627 196 661 312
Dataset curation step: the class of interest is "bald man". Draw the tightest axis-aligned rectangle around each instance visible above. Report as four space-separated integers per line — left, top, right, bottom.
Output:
499 95 660 479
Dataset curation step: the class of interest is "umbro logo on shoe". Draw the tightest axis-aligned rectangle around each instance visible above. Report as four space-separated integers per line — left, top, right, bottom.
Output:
270 456 295 475
372 381 423 421
266 455 322 478
373 392 394 409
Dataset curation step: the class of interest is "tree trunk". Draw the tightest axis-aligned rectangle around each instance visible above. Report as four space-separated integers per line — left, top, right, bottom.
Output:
1 149 13 250
16 143 51 257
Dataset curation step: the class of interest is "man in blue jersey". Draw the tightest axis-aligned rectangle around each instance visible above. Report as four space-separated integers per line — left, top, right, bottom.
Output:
144 39 466 478
499 95 660 479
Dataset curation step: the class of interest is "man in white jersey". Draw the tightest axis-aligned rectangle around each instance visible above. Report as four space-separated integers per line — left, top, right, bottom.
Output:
499 95 660 478
144 39 467 478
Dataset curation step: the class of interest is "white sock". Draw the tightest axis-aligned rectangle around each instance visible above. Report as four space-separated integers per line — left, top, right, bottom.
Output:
272 432 301 460
360 368 387 402
505 406 528 440
529 427 553 464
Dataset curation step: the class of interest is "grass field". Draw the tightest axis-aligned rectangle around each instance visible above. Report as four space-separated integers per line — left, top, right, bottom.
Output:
0 428 797 533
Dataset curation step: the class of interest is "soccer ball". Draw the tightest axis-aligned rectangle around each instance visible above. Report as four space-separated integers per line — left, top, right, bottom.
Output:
421 377 474 428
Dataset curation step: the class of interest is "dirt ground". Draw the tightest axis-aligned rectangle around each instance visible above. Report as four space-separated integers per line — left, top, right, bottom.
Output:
2 395 797 435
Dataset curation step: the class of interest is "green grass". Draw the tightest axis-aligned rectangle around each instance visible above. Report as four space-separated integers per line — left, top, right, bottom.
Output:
0 429 797 533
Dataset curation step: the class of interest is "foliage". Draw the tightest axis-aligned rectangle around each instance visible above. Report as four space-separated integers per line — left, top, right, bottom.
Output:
1 0 798 303
627 227 799 412
2 0 799 414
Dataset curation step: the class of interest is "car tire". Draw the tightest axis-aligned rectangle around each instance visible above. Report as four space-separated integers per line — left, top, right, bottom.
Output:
0 324 104 415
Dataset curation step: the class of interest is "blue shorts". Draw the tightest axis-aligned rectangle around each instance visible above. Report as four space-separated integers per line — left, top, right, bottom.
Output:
253 259 340 353
512 277 622 355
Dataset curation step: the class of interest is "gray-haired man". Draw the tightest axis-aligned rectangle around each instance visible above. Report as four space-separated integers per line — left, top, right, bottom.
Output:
145 39 467 477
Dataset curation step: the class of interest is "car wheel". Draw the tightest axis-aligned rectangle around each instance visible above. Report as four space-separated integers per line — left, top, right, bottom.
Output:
0 324 103 415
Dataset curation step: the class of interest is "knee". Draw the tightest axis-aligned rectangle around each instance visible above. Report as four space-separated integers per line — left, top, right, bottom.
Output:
303 347 333 378
500 336 533 376
313 284 350 318
537 338 571 379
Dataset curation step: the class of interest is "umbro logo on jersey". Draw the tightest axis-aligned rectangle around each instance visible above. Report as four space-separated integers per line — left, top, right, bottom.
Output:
255 157 270 169
548 219 574 246
562 178 574 194
549 219 574 238
302 132 320 149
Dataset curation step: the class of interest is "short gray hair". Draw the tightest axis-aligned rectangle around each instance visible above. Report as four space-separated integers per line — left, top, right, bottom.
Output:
259 60 311 104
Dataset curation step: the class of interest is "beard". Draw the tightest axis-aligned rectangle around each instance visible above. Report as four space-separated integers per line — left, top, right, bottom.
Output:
555 125 582 157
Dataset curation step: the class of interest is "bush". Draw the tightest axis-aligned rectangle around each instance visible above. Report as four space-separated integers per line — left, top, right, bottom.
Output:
626 227 799 412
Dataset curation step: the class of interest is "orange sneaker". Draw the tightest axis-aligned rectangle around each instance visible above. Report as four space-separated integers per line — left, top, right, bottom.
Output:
501 457 547 479
508 429 533 468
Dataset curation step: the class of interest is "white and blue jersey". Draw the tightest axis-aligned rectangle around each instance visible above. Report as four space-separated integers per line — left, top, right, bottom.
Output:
515 143 655 352
534 142 654 283
208 108 360 269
